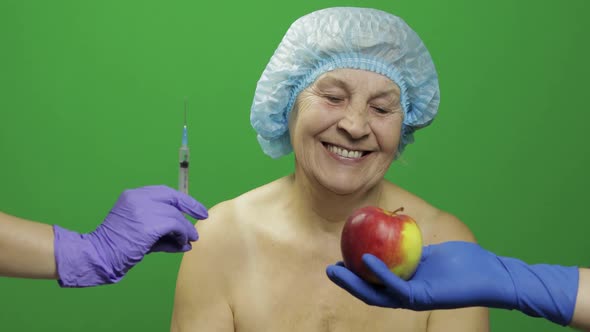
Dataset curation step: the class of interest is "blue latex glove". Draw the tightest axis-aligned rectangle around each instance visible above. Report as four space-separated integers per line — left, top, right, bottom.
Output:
326 241 579 326
53 185 208 287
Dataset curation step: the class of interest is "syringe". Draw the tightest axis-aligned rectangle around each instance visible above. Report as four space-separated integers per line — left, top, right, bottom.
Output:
179 98 189 194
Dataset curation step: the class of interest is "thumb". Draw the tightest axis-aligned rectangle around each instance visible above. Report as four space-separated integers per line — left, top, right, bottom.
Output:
362 254 411 302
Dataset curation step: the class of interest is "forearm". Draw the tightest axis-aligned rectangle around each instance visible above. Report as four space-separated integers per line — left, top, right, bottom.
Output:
0 211 58 279
570 268 590 331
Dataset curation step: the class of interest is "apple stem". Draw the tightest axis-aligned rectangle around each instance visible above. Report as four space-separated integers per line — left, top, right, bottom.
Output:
391 207 404 215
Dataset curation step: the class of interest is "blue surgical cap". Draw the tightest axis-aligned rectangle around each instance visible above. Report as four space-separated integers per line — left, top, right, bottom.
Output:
250 7 440 159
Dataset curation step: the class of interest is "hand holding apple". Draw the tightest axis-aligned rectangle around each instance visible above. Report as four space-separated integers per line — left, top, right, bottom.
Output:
328 240 579 327
340 206 422 284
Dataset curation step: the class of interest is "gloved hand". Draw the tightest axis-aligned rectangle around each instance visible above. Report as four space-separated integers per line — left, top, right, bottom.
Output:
53 185 208 287
326 241 579 326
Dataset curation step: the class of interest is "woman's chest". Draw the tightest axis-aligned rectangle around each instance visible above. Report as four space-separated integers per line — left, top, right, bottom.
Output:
228 241 428 332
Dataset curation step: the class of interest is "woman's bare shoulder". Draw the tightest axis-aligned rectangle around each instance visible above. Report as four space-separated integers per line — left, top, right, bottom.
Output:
381 181 477 245
195 176 291 243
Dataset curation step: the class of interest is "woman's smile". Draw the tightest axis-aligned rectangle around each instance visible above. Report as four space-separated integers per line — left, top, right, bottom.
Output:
321 141 372 164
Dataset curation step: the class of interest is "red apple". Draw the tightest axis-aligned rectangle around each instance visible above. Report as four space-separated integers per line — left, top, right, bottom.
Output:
340 206 423 284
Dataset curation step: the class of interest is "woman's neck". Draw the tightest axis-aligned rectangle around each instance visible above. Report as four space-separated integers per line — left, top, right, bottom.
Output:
286 169 385 234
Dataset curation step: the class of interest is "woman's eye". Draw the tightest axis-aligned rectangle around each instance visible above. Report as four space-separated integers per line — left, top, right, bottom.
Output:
372 106 390 114
325 95 344 104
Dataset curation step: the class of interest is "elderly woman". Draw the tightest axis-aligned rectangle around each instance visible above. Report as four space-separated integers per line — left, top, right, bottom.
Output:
171 7 488 331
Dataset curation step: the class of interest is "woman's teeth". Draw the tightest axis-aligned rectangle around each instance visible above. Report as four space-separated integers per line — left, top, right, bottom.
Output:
326 144 363 159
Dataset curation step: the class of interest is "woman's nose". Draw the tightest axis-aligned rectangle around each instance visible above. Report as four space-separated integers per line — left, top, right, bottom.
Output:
337 106 370 139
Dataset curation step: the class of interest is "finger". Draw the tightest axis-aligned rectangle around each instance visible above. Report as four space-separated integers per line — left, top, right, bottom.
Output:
151 241 180 253
180 243 192 252
155 205 199 242
141 185 209 220
179 217 199 242
154 218 190 245
166 214 198 243
150 235 185 253
326 265 402 308
362 254 411 302
420 244 432 262
176 194 208 220
167 228 189 247
152 238 192 253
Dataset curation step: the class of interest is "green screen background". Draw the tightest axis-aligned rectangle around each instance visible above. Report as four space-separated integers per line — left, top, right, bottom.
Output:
1 0 588 331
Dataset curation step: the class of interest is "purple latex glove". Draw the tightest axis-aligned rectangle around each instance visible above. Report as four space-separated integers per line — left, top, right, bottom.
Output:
326 241 579 326
53 185 208 287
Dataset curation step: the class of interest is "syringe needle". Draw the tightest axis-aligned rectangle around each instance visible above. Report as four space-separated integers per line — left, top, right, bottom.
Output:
184 97 187 128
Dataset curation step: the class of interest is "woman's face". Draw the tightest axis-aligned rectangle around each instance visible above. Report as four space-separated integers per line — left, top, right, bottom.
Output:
289 68 403 195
